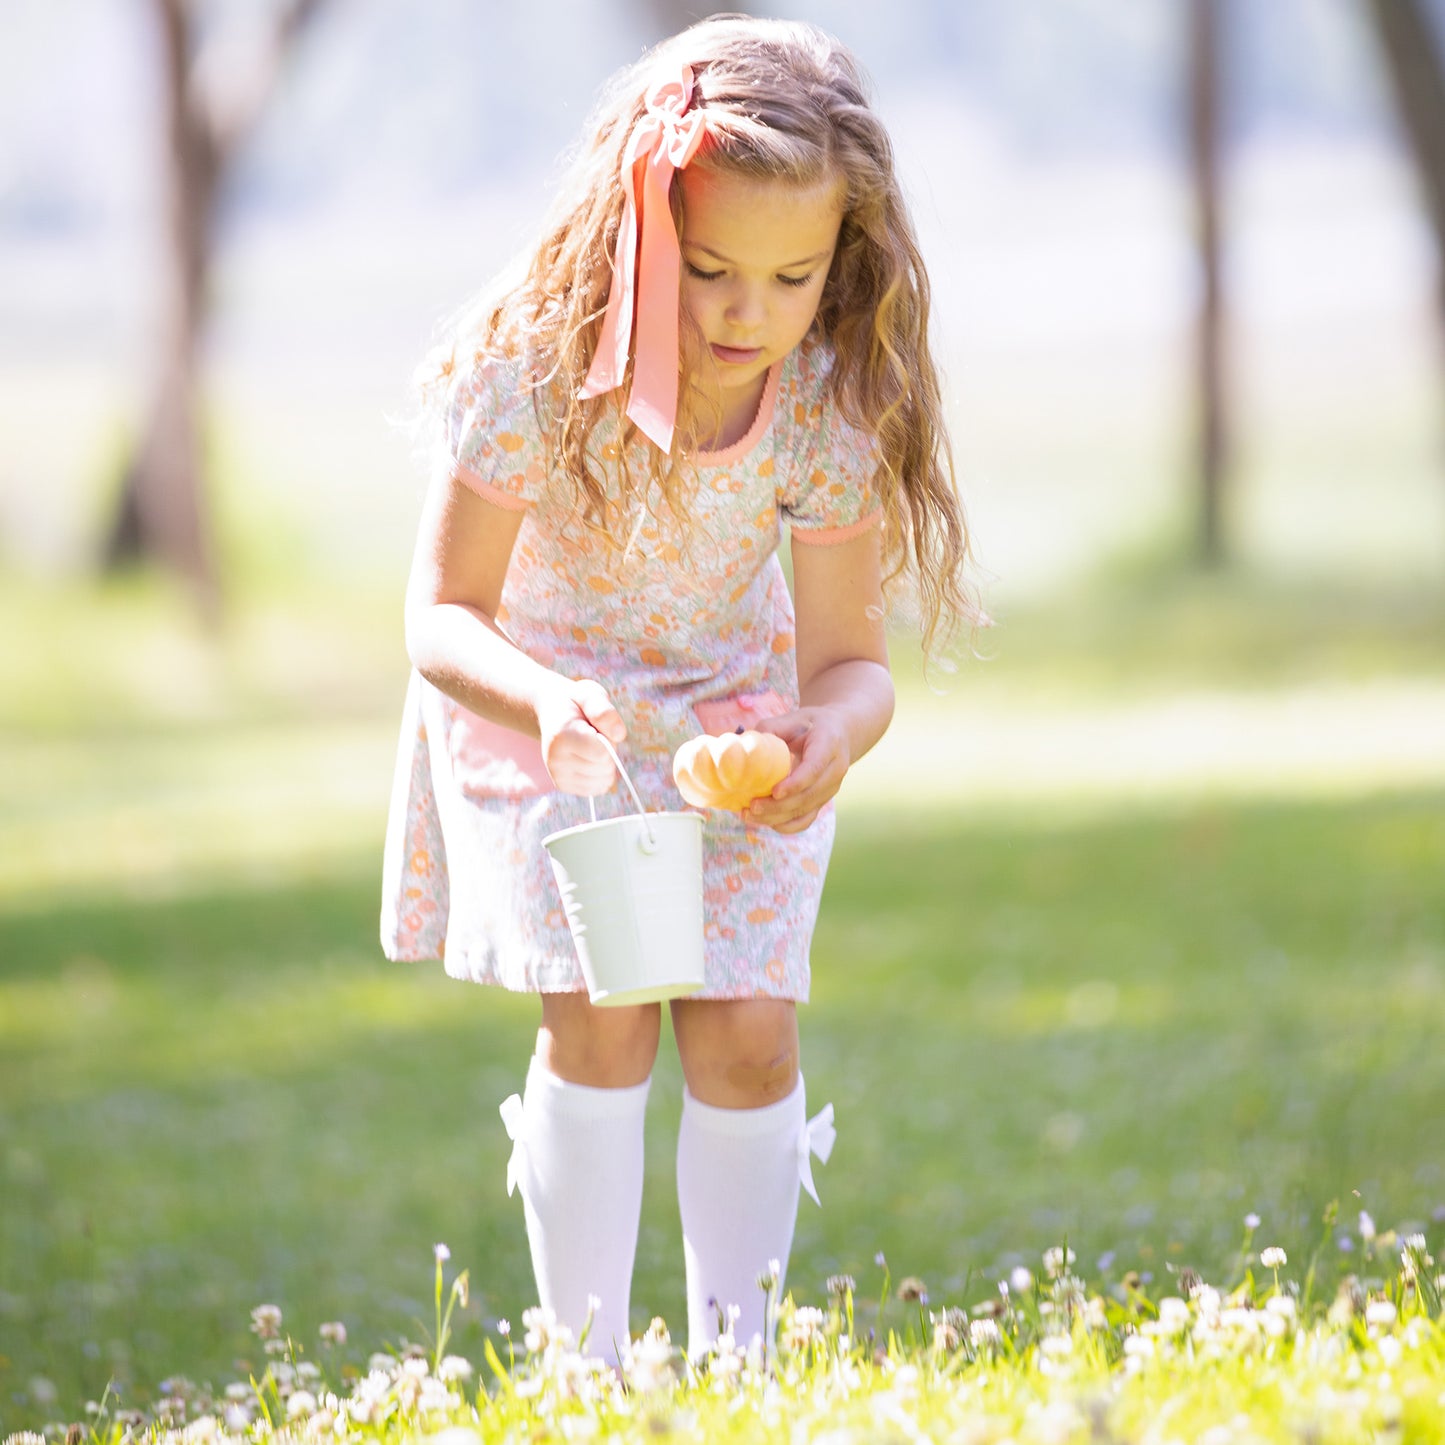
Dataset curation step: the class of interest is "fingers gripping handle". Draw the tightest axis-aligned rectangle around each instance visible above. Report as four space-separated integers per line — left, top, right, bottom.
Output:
585 733 658 850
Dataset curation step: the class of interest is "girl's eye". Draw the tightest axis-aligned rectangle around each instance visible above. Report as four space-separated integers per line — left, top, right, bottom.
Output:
778 273 813 289
685 263 723 281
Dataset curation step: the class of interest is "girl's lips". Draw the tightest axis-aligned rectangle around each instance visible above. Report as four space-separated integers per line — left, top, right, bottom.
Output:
711 343 764 365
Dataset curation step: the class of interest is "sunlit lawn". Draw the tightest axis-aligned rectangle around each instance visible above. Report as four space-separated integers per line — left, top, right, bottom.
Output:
1 568 1443 1433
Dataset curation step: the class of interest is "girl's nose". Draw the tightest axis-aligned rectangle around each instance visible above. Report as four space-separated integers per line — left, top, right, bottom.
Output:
724 284 766 331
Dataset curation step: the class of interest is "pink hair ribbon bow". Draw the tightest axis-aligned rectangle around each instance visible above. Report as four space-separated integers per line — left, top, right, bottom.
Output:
579 64 708 453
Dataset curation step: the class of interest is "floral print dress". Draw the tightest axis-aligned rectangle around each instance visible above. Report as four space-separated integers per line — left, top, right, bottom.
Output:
380 340 880 1000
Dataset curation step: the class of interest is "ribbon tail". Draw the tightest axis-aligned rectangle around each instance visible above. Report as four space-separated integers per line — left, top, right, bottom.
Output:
797 1101 836 1207
624 144 684 452
499 1093 526 1199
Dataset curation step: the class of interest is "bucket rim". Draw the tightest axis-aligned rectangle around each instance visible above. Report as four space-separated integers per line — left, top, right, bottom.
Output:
542 808 704 851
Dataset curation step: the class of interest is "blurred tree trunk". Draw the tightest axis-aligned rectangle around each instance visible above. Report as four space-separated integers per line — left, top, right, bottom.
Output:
1363 0 1445 328
1188 0 1228 568
103 0 325 615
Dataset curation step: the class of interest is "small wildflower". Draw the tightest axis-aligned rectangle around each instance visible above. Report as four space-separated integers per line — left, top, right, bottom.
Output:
875 1251 887 1268
1260 1246 1287 1269
756 1260 780 1292
437 1355 473 1382
969 1317 1001 1349
285 1391 317 1420
249 1305 282 1340
319 1321 347 1347
1358 1210 1376 1242
780 1306 826 1354
1010 1266 1034 1294
434 1243 451 1264
1244 1212 1261 1230
1042 1246 1076 1279
896 1276 928 1304
826 1274 856 1300
1365 1299 1398 1327
496 1319 511 1337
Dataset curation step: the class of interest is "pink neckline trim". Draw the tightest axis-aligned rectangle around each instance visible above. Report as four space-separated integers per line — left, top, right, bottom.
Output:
692 362 782 466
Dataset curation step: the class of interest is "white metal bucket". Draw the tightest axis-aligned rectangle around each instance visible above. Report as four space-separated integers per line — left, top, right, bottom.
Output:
542 742 706 1007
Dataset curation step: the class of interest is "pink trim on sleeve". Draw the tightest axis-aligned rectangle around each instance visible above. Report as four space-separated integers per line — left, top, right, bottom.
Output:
789 507 883 546
449 462 534 512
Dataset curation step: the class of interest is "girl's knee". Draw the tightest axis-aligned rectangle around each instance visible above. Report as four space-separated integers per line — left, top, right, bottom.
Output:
538 993 660 1087
672 998 799 1108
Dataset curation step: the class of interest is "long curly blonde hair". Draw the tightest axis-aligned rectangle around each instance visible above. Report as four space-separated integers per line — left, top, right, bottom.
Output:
419 14 980 657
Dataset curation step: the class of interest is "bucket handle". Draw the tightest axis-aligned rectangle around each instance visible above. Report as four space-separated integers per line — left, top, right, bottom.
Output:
587 735 659 851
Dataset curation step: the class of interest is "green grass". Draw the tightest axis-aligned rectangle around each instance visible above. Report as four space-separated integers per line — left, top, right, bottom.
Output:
1 567 1443 1435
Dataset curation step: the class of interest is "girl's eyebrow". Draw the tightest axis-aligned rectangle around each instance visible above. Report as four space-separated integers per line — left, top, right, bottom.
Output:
686 243 833 269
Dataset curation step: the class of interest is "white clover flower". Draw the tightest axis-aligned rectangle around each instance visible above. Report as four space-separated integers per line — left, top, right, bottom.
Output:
401 1357 429 1379
1084 1296 1108 1331
1010 1266 1035 1294
437 1355 473 1382
319 1321 347 1347
781 1305 827 1354
250 1304 283 1340
223 1404 253 1432
297 1362 321 1383
1260 1246 1287 1269
1158 1297 1191 1334
285 1391 317 1420
1358 1211 1376 1242
1365 1299 1398 1327
366 1352 394 1374
1244 1212 1261 1230
1039 1333 1073 1359
496 1319 510 1337
1378 1335 1404 1368
1042 1246 1076 1279
1266 1295 1297 1321
434 1243 451 1264
1123 1333 1155 1358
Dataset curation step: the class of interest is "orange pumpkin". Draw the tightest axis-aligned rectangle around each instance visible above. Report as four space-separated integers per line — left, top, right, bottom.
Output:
673 730 792 811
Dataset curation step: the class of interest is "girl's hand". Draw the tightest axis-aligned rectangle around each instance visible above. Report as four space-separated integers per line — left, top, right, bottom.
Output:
537 679 627 796
744 708 852 834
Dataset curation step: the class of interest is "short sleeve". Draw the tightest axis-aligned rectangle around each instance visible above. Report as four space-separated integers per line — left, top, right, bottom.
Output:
776 346 883 545
443 358 547 510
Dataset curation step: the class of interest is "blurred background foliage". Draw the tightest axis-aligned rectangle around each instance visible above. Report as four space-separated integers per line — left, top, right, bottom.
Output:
2 0 1444 1433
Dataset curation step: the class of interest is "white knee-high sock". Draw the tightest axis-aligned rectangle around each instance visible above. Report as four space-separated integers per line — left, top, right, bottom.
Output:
499 1056 650 1364
676 1075 834 1358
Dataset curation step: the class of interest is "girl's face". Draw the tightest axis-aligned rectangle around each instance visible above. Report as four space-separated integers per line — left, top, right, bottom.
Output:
678 166 845 425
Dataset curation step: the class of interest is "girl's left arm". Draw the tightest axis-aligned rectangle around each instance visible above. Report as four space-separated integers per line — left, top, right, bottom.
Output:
748 525 895 835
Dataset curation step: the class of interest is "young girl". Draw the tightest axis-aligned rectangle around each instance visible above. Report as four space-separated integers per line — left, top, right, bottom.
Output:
381 15 974 1365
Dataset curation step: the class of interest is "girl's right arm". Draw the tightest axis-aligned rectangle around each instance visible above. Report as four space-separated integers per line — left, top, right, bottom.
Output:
403 470 626 796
